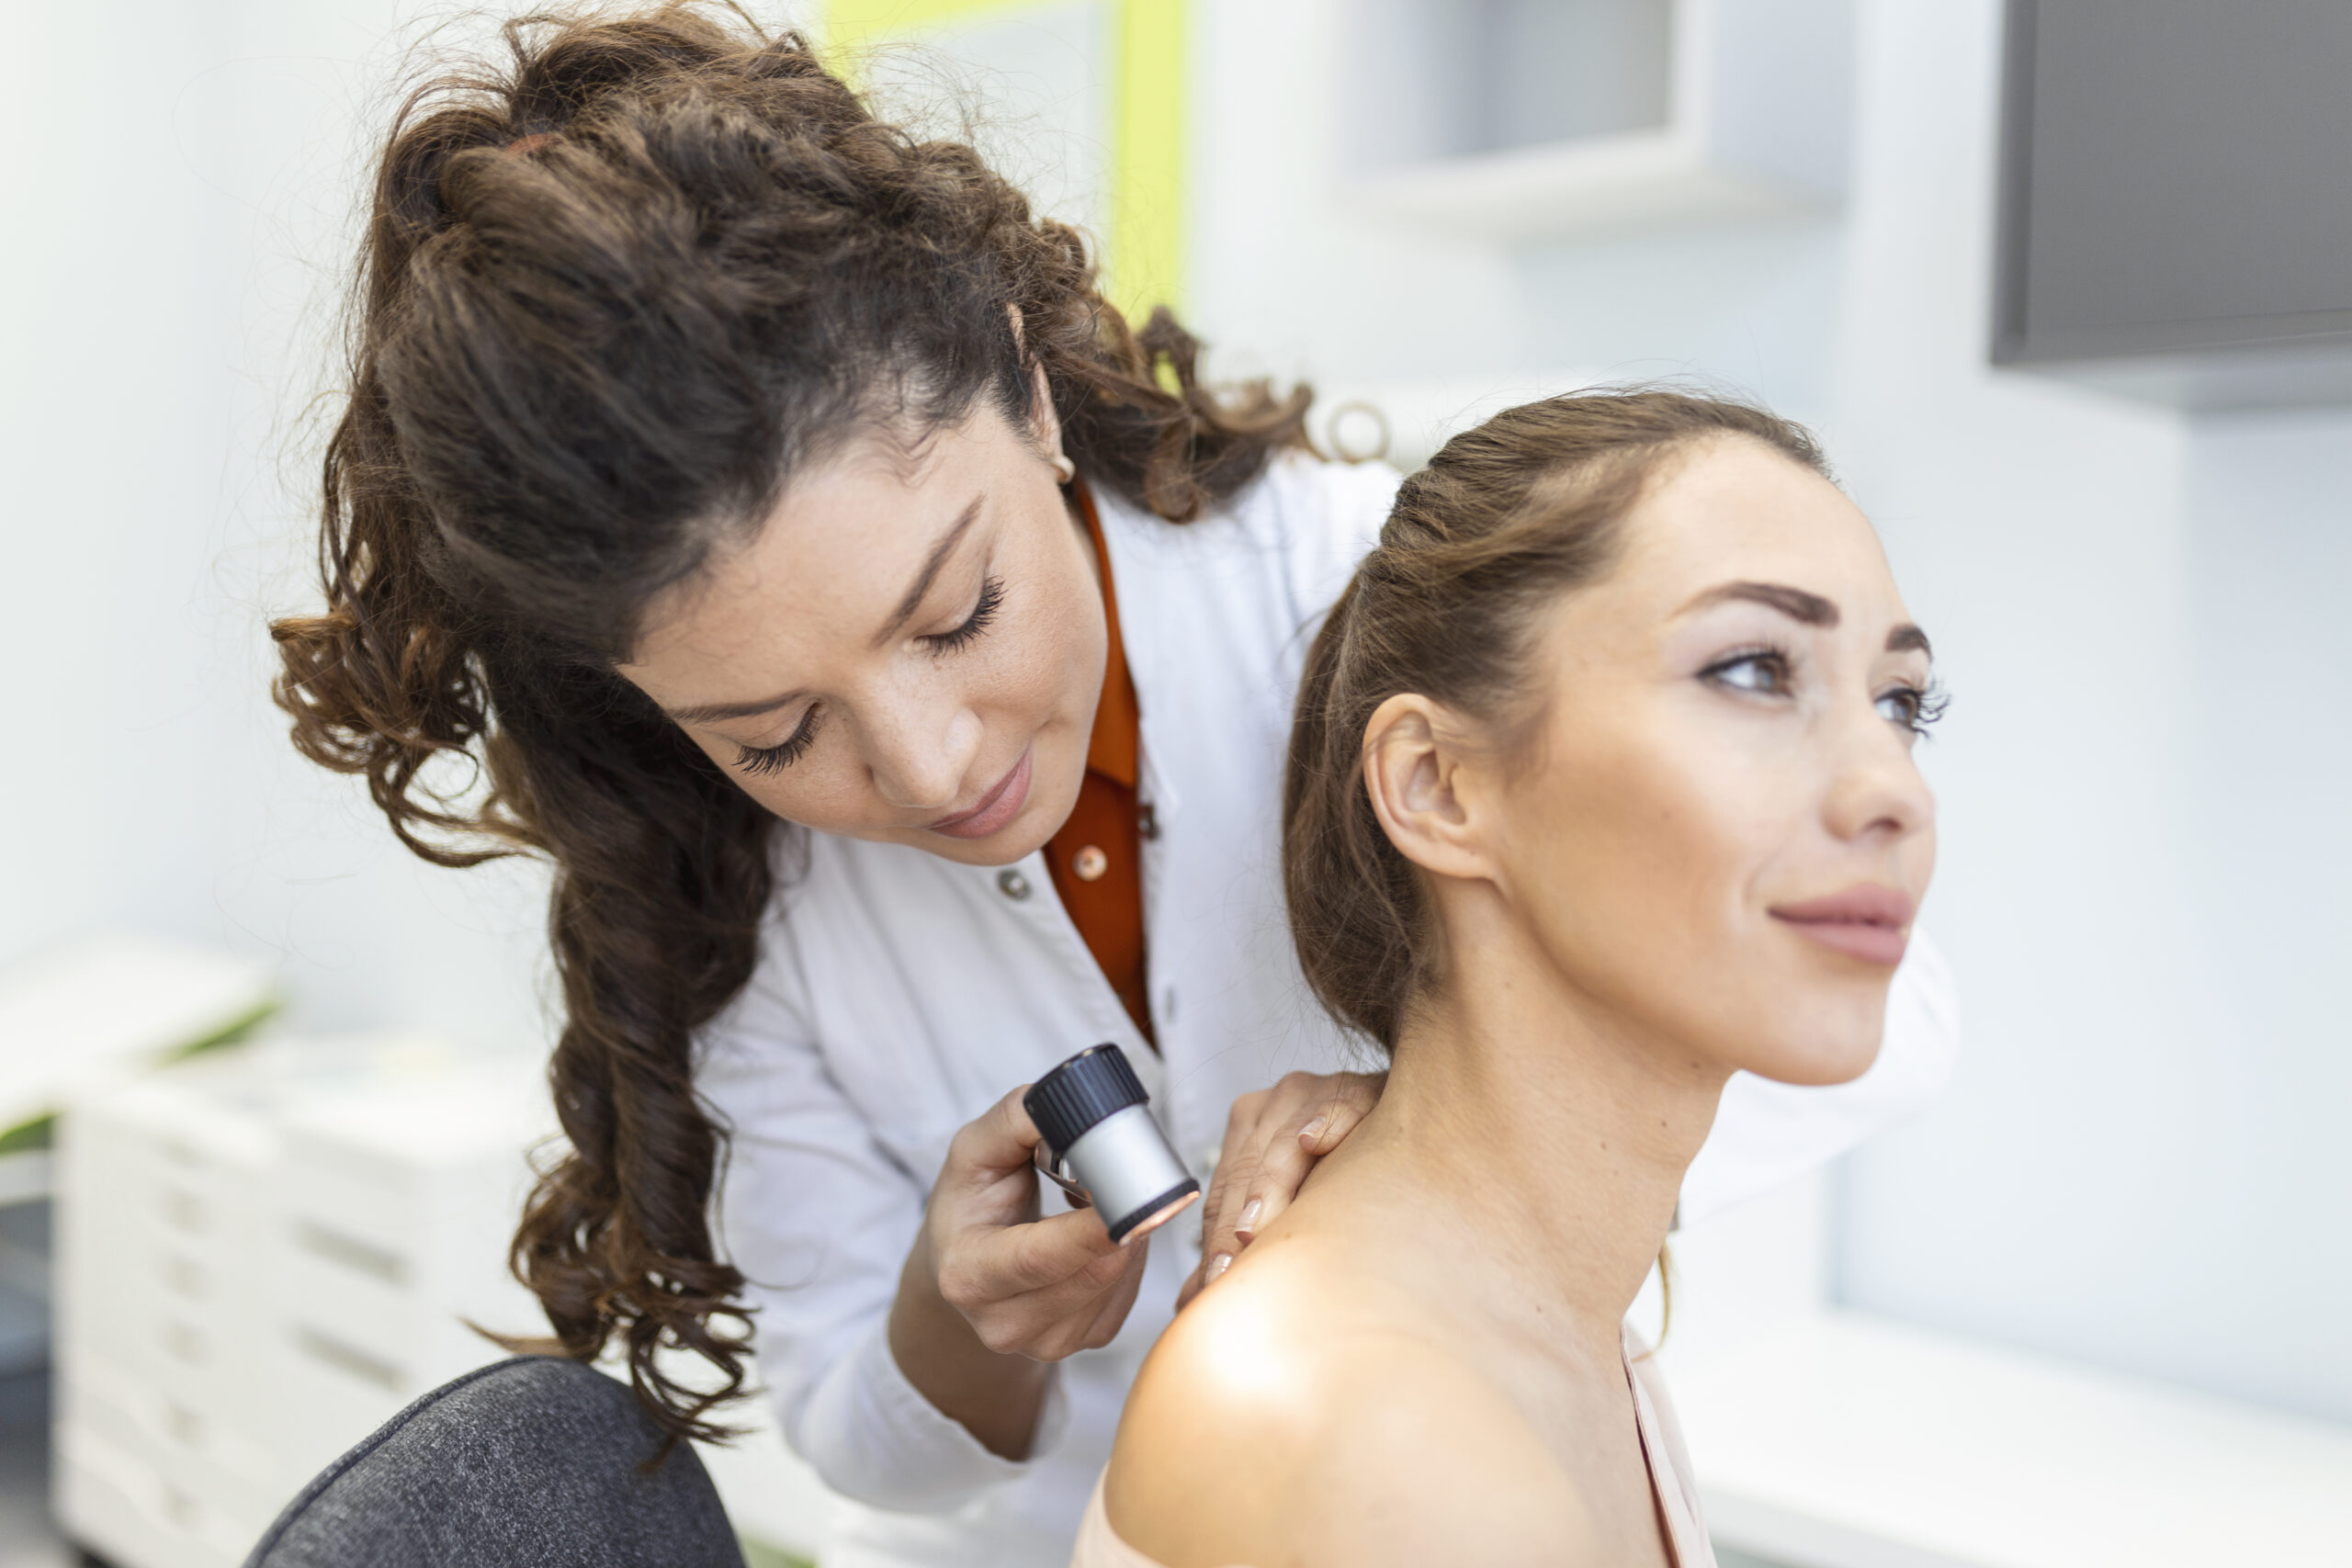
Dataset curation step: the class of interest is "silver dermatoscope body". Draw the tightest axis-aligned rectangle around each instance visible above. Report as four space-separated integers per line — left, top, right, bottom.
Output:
1024 1043 1200 1245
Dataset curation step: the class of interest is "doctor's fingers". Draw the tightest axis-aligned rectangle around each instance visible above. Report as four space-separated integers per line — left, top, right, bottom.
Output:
1008 1237 1150 1359
958 1231 1148 1359
1188 1088 1272 1280
1074 1241 1150 1352
943 1086 1046 1188
940 1204 1126 1313
1203 1070 1385 1265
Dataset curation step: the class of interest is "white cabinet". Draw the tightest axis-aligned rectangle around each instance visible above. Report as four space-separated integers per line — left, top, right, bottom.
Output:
55 1052 300 1568
51 1036 840 1568
53 1040 558 1568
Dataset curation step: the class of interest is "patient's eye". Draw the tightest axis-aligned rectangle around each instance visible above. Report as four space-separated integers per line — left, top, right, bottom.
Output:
1875 679 1950 737
1702 648 1792 696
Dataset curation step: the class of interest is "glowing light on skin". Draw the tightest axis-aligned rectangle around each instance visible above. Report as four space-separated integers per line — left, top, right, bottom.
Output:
1170 1260 1324 1409
1204 1298 1291 1393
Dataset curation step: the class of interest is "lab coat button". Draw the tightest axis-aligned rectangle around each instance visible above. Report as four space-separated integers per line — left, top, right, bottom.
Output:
997 869 1033 901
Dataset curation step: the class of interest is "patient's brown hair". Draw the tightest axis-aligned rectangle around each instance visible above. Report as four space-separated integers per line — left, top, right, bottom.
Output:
1283 391 1827 1054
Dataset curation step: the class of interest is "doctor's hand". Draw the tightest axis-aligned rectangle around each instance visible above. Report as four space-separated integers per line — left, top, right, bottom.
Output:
888 1087 1150 1460
1177 1069 1385 1310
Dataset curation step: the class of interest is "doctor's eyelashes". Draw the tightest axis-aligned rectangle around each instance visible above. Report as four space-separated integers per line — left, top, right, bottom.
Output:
923 574 1006 656
735 705 822 775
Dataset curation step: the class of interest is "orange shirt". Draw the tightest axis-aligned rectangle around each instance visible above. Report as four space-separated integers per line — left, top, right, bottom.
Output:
1046 484 1153 1046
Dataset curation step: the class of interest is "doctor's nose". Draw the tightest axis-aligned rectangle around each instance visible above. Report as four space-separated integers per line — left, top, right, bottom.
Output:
864 697 985 813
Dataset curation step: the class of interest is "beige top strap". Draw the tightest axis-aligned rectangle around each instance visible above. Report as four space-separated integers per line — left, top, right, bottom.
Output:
1623 1325 1719 1568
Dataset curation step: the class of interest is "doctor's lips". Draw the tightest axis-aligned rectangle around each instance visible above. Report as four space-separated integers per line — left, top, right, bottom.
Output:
926 746 1034 840
1770 885 1915 965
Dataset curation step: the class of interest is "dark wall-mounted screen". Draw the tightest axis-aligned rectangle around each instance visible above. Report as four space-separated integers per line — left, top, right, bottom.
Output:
1995 0 2352 367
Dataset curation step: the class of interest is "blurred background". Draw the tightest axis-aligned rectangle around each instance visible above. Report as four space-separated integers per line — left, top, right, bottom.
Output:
2 1 2346 1564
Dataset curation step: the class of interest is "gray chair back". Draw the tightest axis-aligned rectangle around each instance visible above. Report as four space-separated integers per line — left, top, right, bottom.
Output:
244 1357 746 1568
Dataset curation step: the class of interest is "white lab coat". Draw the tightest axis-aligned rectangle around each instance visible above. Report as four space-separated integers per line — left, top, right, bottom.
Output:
697 453 1959 1568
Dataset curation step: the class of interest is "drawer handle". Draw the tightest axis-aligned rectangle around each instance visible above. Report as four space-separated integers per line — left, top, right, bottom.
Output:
293 1221 408 1287
160 1188 205 1234
164 1403 204 1449
161 1320 205 1365
293 1325 405 1396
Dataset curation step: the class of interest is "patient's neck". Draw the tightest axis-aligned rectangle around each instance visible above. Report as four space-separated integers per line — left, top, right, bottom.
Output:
1345 889 1731 1353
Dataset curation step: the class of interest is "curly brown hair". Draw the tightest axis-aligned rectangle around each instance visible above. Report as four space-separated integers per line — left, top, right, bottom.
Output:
271 2 1310 1446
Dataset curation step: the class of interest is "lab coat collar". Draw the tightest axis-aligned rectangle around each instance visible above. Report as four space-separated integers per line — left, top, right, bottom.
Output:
1091 485 1183 829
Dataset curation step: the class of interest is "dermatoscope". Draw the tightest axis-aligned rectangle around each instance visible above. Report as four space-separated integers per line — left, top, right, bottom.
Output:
1024 1043 1200 1245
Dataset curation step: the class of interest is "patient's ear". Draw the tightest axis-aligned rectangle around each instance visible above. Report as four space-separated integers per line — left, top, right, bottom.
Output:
1362 694 1493 884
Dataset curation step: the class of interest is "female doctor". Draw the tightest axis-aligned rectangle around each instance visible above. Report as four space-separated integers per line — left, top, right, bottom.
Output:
272 11 1957 1567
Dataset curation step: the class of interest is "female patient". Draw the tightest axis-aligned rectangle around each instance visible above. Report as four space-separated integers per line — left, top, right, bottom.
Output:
1079 392 1941 1568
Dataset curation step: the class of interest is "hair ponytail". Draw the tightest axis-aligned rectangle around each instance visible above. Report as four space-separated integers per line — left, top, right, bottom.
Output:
275 384 507 863
275 288 777 1450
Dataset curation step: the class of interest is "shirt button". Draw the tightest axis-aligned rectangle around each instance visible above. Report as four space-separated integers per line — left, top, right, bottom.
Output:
1073 845 1108 882
997 869 1032 900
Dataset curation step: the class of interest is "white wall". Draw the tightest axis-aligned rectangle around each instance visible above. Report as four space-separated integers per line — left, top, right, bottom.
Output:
1822 3 2352 1429
0 0 556 1055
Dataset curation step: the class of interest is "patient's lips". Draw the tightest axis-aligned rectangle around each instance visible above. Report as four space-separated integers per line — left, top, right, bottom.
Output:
1770 885 1915 965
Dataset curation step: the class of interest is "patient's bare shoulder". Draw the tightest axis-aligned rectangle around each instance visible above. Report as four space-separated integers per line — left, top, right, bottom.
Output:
1102 1238 1590 1568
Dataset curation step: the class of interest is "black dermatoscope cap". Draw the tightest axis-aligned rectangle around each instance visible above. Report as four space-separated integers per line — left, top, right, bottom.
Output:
1024 1043 1148 1158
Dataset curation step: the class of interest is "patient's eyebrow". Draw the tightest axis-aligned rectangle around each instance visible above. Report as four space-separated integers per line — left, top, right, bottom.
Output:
873 494 984 649
1681 581 1839 626
1887 624 1932 657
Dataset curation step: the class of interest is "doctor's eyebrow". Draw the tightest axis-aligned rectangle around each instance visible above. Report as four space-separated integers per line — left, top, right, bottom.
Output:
873 494 984 648
664 687 807 727
660 495 989 727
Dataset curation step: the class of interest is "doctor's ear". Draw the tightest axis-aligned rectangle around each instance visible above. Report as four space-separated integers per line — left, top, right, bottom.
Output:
1362 694 1492 883
1009 307 1071 475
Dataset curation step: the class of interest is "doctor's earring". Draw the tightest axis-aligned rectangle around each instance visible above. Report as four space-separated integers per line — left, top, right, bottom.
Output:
1050 453 1076 485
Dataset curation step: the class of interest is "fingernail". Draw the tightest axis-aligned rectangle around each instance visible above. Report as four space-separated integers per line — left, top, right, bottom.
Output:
1206 1252 1232 1281
1238 1199 1262 1235
1298 1117 1329 1145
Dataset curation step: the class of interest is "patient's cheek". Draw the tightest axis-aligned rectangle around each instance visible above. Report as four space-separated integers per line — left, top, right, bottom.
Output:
1506 702 1801 1053
1510 736 1708 976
